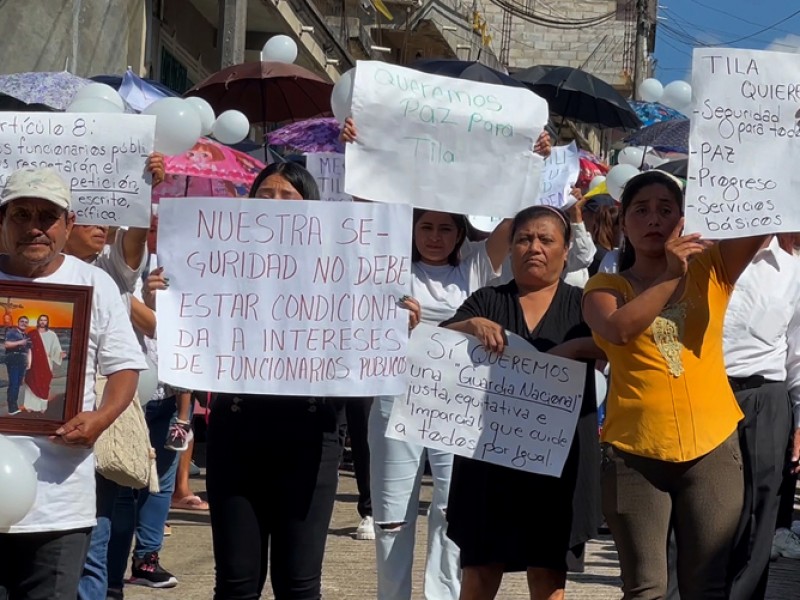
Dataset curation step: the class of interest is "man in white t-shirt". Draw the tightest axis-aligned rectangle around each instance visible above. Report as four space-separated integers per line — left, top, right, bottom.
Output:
0 168 146 600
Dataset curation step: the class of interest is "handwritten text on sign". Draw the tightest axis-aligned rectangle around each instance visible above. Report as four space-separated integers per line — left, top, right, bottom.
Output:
306 152 352 201
538 142 580 209
345 61 548 217
0 113 155 227
156 198 413 396
387 324 585 476
686 48 800 237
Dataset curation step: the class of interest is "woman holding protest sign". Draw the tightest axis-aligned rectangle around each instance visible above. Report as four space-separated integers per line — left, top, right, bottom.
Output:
342 117 551 600
203 161 345 600
441 205 602 600
582 170 766 599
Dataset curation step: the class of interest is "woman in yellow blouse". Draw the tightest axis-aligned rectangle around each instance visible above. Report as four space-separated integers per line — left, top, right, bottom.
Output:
582 170 765 599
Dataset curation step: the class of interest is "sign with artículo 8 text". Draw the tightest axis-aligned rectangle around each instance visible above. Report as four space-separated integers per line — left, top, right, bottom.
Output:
685 48 800 237
387 324 585 477
155 197 413 397
345 61 548 217
0 112 155 227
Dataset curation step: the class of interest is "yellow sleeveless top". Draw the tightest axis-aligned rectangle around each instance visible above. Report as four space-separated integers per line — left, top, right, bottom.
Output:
583 246 743 462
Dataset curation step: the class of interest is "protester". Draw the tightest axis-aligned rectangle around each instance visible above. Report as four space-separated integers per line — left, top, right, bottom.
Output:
442 206 602 600
73 155 164 600
581 195 619 277
341 116 542 599
345 396 375 541
723 234 800 599
582 170 766 598
3 315 30 415
194 162 344 600
561 188 597 288
0 167 145 600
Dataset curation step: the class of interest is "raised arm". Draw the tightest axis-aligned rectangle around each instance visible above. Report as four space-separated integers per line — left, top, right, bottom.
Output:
485 219 512 273
718 236 768 285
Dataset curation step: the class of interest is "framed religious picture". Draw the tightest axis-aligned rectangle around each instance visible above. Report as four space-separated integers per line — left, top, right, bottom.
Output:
0 282 92 435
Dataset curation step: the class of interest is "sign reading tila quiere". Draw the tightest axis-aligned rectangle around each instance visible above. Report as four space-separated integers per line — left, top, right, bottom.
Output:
685 48 800 238
156 197 413 396
387 324 585 477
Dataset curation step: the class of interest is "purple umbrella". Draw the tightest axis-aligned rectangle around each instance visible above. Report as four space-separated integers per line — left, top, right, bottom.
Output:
268 117 344 153
0 71 90 111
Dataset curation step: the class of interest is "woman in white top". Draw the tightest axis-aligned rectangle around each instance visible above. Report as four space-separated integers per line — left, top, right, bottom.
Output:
342 118 550 599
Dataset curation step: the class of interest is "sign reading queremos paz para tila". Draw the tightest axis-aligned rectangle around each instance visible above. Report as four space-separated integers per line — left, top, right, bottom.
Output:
345 61 548 217
686 48 800 237
387 324 585 477
156 197 412 396
0 112 155 227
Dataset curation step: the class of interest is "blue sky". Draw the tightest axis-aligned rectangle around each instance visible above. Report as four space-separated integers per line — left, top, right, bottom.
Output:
653 0 800 84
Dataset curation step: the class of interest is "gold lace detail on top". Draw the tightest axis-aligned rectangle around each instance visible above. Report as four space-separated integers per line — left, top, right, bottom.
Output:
651 302 687 377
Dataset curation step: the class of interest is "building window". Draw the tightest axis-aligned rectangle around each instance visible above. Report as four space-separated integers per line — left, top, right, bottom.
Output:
159 47 194 94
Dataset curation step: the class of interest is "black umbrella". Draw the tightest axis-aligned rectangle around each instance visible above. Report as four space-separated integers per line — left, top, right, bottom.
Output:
657 158 688 179
624 119 689 153
410 59 528 89
513 65 641 130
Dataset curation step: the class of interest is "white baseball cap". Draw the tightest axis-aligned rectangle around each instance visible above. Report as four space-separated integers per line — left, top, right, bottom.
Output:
0 168 71 210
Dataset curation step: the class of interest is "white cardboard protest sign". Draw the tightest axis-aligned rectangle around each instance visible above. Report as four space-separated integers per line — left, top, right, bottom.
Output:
387 324 585 477
538 142 580 209
345 61 548 217
156 197 412 396
306 152 352 201
0 113 155 227
686 48 800 237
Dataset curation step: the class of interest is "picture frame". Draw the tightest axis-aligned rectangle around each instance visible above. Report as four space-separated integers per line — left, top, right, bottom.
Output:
0 281 92 435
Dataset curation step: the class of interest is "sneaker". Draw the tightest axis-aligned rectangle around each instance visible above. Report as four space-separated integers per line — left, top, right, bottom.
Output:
164 420 193 452
791 520 800 537
772 528 800 559
128 552 178 588
355 515 375 540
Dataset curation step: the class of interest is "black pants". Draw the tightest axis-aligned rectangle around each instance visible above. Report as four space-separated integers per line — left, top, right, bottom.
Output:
0 528 91 600
727 381 792 600
207 396 343 600
776 445 799 529
345 397 373 518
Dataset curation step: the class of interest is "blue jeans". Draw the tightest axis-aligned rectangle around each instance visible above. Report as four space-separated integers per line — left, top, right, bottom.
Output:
105 397 181 588
4 353 26 413
77 474 119 599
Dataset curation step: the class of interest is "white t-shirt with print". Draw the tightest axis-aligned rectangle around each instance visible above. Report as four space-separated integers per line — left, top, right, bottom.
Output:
0 255 148 533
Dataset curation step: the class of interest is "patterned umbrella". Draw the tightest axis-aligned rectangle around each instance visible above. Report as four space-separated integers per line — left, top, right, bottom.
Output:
268 118 344 153
152 175 251 203
164 138 265 184
628 100 687 127
0 71 90 110
624 119 690 153
577 151 610 189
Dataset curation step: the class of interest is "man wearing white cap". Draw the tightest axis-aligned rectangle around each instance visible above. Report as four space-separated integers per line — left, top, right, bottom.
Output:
0 168 147 600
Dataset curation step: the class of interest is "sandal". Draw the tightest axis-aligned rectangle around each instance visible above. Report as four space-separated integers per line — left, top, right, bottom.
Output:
170 494 209 511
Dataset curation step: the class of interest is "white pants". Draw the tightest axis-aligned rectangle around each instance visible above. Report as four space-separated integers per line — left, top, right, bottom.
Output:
368 395 461 600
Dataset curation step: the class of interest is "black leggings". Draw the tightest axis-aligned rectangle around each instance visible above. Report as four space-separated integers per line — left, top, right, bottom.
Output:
207 396 343 600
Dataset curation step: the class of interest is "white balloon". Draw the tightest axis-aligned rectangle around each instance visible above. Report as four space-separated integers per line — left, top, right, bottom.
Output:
212 110 250 144
588 176 606 191
331 68 355 125
618 146 645 168
137 355 159 406
0 435 37 528
185 96 216 136
143 98 202 156
262 35 298 63
67 97 124 114
661 80 692 112
72 83 125 110
638 78 663 103
606 164 641 201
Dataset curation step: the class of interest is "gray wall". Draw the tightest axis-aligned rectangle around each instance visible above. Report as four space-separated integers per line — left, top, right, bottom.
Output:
0 0 145 77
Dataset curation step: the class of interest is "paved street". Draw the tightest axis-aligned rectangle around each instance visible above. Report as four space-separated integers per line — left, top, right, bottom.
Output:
126 444 800 599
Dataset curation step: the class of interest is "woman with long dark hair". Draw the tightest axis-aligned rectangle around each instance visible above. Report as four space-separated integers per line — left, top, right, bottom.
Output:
582 170 766 598
205 162 343 600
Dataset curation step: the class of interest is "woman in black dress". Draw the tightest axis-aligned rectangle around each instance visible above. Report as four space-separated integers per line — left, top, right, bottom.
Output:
441 206 603 600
